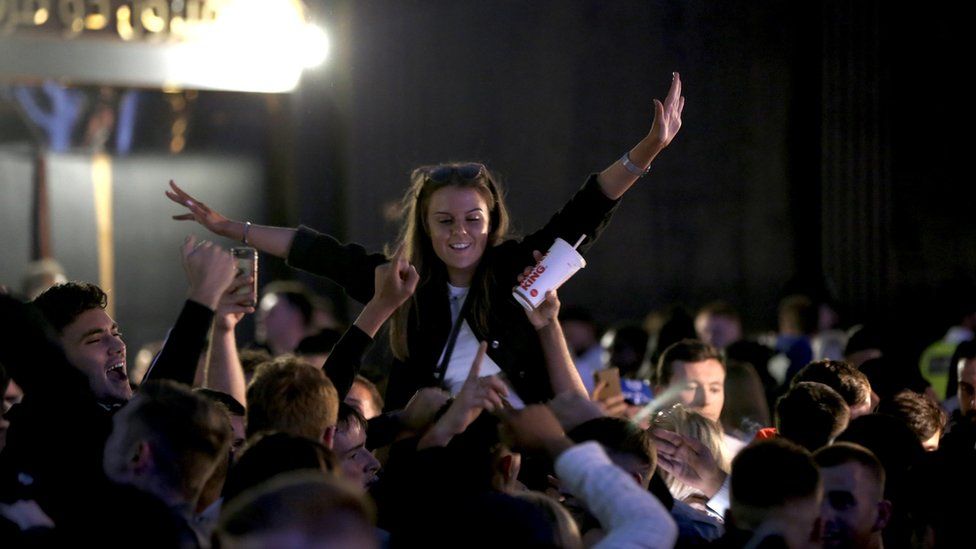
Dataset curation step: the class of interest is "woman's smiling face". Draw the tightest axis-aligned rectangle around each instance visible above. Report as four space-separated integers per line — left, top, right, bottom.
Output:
425 185 490 287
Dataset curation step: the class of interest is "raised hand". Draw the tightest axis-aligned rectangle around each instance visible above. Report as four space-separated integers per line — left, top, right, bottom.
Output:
591 379 629 418
418 343 509 448
650 428 726 498
517 250 562 328
214 272 256 331
648 72 685 149
166 180 235 238
373 245 420 312
181 235 237 311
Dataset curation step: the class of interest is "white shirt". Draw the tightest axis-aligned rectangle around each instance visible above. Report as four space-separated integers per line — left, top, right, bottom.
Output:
441 284 525 408
556 442 678 548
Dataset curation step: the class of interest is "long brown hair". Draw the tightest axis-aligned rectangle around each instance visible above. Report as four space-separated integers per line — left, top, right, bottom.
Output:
389 163 510 359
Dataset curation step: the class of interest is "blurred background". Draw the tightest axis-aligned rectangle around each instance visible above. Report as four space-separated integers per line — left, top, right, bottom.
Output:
0 0 971 371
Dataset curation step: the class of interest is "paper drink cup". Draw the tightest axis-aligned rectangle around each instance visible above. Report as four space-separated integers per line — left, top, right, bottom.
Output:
512 237 586 310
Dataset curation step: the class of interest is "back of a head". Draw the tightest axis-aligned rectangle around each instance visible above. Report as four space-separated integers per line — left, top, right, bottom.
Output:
239 348 272 385
656 338 723 387
792 359 870 410
730 438 820 532
813 442 886 497
844 325 883 359
118 380 232 501
653 308 698 364
568 416 656 472
246 356 339 440
835 414 924 497
512 491 583 549
877 390 946 449
776 381 850 452
223 431 337 504
261 280 316 326
601 323 649 378
218 471 376 549
31 281 107 333
721 360 771 437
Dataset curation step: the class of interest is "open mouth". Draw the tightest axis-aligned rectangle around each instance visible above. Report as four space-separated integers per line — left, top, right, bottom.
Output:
106 362 128 382
449 242 472 251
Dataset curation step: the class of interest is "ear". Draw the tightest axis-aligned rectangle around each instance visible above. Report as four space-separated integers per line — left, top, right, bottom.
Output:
873 499 892 532
321 425 336 449
498 452 522 484
130 440 153 476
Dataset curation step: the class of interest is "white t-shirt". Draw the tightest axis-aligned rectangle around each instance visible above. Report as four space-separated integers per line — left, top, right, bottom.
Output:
440 284 525 408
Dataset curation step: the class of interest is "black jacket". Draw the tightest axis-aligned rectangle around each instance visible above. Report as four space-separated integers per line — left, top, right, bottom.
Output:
288 175 620 409
0 296 213 536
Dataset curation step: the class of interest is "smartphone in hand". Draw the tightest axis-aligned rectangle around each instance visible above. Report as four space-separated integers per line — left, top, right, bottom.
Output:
593 367 623 401
231 246 258 307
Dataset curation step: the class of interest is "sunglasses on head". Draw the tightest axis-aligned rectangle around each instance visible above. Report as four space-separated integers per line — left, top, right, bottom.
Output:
425 163 486 183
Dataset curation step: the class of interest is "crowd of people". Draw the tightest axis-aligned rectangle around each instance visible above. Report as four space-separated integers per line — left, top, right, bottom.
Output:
1 73 973 548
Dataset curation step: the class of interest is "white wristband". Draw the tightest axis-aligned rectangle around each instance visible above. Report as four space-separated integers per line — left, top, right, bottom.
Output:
620 152 650 177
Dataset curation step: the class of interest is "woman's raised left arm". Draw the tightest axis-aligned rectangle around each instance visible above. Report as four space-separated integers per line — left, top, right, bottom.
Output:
597 72 685 200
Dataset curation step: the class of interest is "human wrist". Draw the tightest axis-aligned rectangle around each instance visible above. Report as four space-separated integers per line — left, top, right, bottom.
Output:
187 286 222 311
355 300 397 338
419 420 457 449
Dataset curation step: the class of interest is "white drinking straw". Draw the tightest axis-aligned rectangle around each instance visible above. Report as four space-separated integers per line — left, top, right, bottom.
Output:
572 234 587 250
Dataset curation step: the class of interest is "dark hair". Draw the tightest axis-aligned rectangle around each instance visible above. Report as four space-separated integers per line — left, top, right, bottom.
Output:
223 432 337 504
0 361 8 398
240 348 273 382
877 390 947 444
776 381 850 452
656 339 723 386
121 380 232 500
195 388 246 417
567 417 656 471
261 281 315 325
389 163 510 359
945 339 976 400
336 402 368 434
813 442 886 491
835 414 924 499
219 471 373 543
730 438 820 509
31 282 107 333
246 357 339 440
844 325 883 357
778 294 818 335
791 359 870 408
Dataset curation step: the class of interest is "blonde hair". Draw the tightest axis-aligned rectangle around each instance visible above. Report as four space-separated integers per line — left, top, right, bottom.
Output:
652 405 730 503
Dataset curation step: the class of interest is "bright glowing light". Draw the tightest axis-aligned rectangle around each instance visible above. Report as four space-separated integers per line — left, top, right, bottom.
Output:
300 24 330 68
171 0 330 92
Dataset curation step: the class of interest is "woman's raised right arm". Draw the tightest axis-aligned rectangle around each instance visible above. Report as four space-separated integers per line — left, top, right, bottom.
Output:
166 180 296 258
